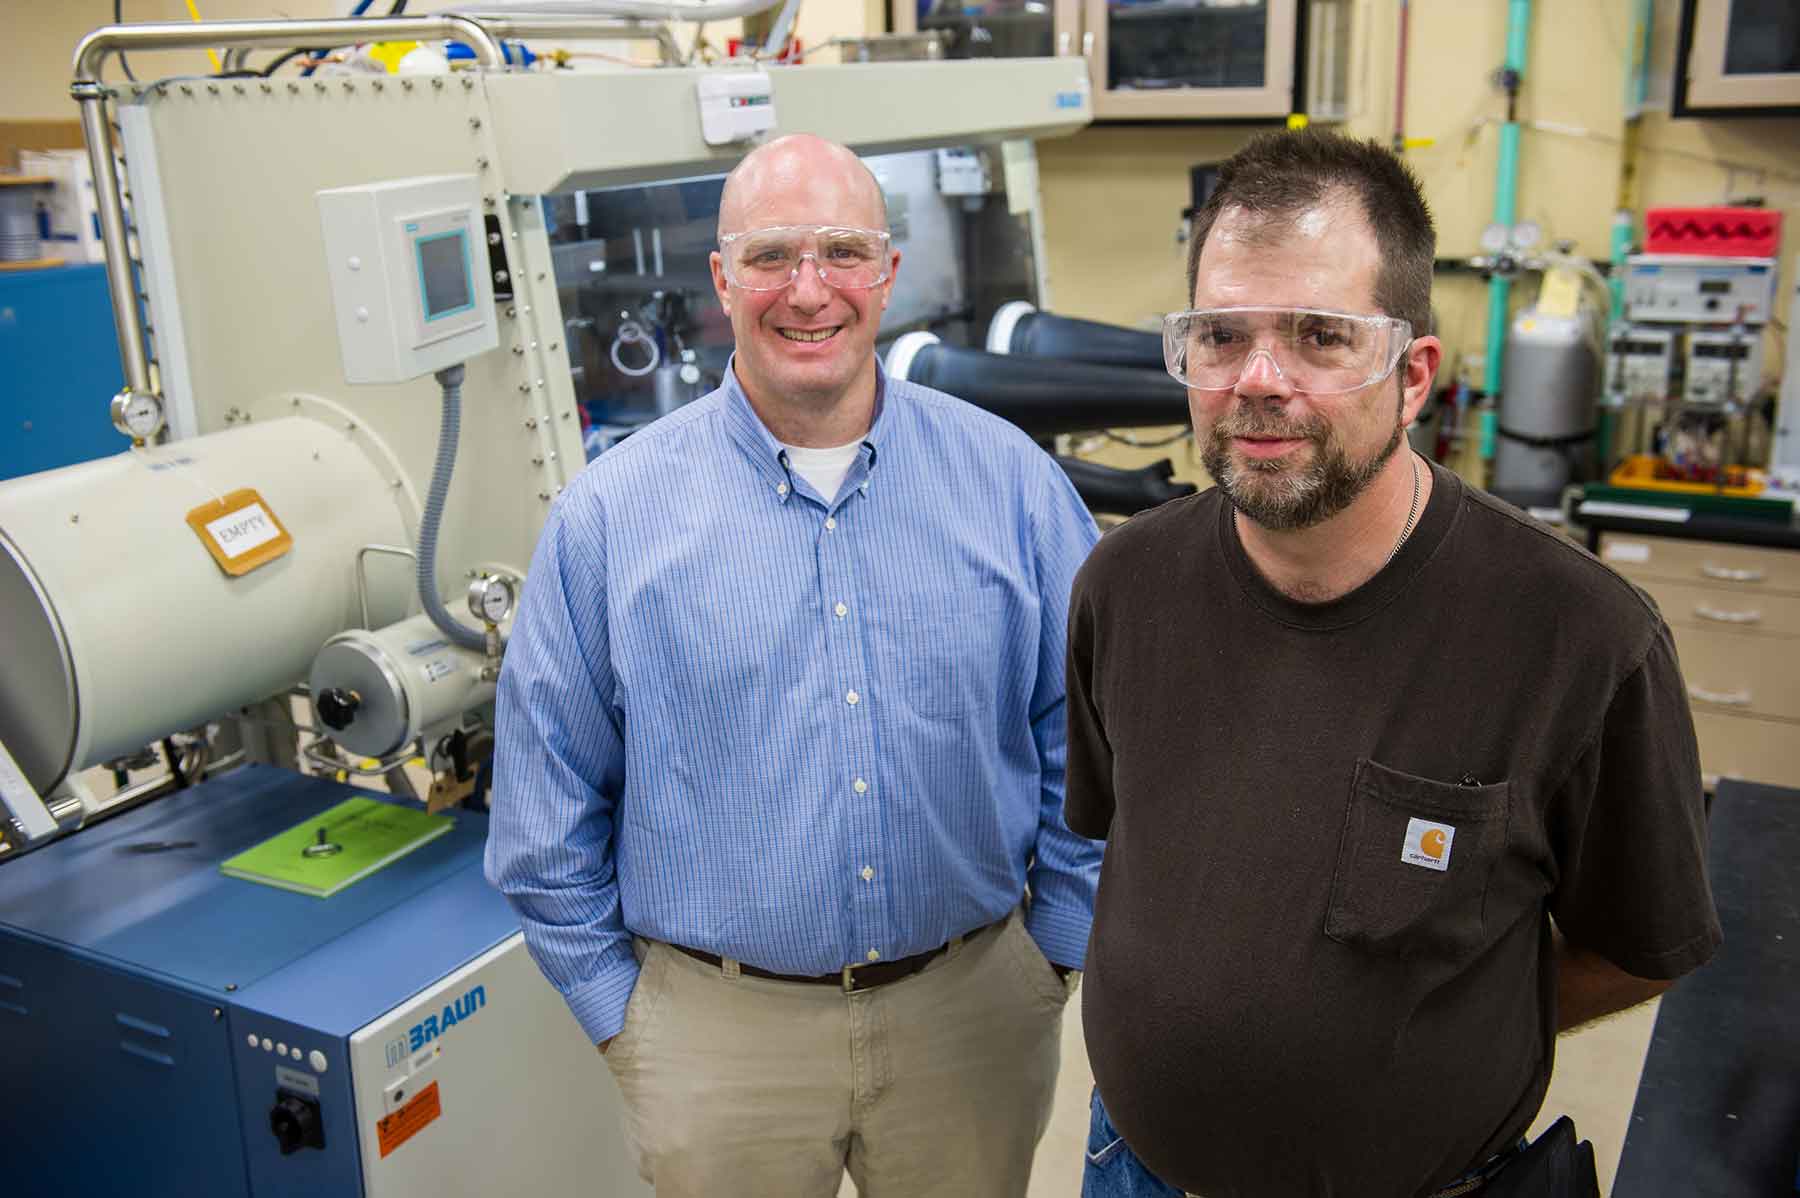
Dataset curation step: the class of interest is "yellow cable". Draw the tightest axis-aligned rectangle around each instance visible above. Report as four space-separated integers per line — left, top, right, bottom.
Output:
183 0 224 73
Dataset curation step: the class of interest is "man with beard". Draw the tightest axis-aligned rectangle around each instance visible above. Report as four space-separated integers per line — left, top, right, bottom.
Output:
1063 130 1720 1198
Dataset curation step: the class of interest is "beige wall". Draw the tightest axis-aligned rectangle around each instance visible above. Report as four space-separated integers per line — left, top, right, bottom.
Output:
1037 0 1800 391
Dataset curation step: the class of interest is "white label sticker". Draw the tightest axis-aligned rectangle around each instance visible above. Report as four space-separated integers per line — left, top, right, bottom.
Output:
1601 540 1651 564
204 502 280 559
276 1065 320 1097
422 658 455 684
1401 817 1455 872
406 638 451 657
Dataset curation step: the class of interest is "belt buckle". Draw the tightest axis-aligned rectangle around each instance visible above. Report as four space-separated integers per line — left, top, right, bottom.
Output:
840 964 862 993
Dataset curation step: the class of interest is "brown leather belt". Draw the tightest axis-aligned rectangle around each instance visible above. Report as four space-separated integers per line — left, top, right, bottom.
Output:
669 920 999 993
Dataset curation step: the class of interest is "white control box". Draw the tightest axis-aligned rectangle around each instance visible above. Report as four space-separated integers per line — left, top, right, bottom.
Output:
1602 325 1675 402
317 174 498 384
696 70 776 146
1683 330 1763 407
1622 255 1777 325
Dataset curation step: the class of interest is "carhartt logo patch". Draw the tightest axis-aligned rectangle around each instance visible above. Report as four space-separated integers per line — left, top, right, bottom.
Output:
1402 817 1454 871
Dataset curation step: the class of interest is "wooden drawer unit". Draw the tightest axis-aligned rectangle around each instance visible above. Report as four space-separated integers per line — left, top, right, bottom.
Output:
1633 578 1800 638
1669 624 1800 722
1598 535 1800 594
1596 530 1800 789
1692 710 1800 791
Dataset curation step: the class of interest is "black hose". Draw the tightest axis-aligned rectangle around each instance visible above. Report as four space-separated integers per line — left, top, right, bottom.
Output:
1054 456 1197 517
893 340 1190 437
260 48 310 76
1002 310 1165 371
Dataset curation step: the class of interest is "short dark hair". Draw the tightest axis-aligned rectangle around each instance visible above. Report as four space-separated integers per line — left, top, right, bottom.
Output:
1185 130 1435 336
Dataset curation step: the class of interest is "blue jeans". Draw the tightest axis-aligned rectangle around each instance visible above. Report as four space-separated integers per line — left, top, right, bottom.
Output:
1082 1089 1185 1198
1080 1085 1526 1198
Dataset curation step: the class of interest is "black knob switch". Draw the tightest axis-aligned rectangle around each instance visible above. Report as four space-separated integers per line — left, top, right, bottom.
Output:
270 1091 325 1155
316 688 361 732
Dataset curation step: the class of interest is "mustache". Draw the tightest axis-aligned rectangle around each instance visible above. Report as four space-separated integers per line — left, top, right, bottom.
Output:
1211 404 1328 443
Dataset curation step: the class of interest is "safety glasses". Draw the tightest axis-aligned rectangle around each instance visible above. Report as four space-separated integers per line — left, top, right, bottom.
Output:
1163 307 1414 395
717 225 893 292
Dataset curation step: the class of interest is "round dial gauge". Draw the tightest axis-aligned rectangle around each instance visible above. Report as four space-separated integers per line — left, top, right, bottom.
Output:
110 391 165 441
1478 224 1509 254
1511 220 1543 251
467 575 516 625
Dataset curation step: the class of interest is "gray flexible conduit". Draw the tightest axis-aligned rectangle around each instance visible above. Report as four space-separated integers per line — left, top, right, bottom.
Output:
419 364 489 652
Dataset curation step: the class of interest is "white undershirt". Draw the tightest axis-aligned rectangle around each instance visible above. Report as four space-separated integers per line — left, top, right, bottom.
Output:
782 439 863 503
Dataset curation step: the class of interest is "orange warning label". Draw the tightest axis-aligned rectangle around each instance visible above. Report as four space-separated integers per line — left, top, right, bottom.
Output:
377 1081 441 1158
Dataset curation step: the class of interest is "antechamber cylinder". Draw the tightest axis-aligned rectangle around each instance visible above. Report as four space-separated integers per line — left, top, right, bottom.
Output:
885 333 1189 436
0 417 411 794
986 301 1165 372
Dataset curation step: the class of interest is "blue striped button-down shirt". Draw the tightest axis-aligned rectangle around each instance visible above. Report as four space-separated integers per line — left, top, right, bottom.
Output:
485 360 1102 1044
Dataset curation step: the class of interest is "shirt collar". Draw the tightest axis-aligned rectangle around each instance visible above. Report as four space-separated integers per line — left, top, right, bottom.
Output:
720 354 889 504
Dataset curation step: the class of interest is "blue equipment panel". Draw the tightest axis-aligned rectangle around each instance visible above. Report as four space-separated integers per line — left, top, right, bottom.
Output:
0 765 518 1197
0 263 128 481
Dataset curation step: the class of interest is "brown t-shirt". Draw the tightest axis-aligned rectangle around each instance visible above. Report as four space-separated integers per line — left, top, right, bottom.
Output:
1065 463 1721 1198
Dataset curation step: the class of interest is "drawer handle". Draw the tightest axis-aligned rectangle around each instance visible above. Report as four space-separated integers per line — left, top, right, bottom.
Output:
1688 685 1752 707
1694 604 1763 625
1700 563 1765 583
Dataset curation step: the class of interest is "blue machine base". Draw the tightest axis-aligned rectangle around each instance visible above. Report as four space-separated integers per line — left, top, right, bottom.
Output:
0 765 518 1198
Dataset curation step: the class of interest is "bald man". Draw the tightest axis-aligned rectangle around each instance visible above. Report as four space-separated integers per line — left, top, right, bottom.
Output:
487 134 1102 1196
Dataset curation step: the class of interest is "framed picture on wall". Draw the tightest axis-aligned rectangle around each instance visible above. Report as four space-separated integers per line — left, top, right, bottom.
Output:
1674 0 1800 117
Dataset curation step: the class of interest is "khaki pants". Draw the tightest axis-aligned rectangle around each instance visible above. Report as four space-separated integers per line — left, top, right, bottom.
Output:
603 908 1073 1197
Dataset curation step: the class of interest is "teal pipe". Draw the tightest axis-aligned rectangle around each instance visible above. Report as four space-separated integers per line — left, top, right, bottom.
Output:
1481 0 1533 460
1505 0 1532 73
1609 209 1633 324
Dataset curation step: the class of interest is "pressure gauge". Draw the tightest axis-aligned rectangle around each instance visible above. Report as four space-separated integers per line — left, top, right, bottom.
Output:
1478 224 1509 254
110 391 165 443
467 574 516 625
1511 221 1542 251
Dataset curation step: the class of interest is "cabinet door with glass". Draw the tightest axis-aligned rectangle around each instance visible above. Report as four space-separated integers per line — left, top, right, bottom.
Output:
898 0 1082 62
1086 0 1296 119
895 0 1295 120
1675 0 1800 116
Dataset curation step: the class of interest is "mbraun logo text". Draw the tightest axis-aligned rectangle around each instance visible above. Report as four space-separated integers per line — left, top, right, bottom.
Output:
408 984 486 1051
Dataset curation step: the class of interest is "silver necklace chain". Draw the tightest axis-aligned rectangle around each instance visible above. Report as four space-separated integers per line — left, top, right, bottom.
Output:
1384 453 1422 568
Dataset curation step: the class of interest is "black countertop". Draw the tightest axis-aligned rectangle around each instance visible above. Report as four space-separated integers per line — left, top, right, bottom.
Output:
1576 507 1800 551
1611 778 1800 1196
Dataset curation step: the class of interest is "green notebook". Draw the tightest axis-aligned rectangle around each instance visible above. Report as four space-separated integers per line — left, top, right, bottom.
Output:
219 797 453 898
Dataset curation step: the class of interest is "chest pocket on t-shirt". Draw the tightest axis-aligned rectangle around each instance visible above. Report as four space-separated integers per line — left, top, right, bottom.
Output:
1324 758 1512 961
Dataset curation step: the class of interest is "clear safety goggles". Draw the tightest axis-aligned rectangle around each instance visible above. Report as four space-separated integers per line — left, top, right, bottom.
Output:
1163 307 1414 395
718 225 893 292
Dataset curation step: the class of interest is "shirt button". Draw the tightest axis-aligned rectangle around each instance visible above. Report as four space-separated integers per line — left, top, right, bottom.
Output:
861 866 875 881
866 949 881 962
846 689 859 706
824 517 837 531
834 602 848 618
853 778 867 794
775 482 789 496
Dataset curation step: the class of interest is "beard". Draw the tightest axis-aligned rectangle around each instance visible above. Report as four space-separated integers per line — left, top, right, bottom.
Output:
1201 395 1404 532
